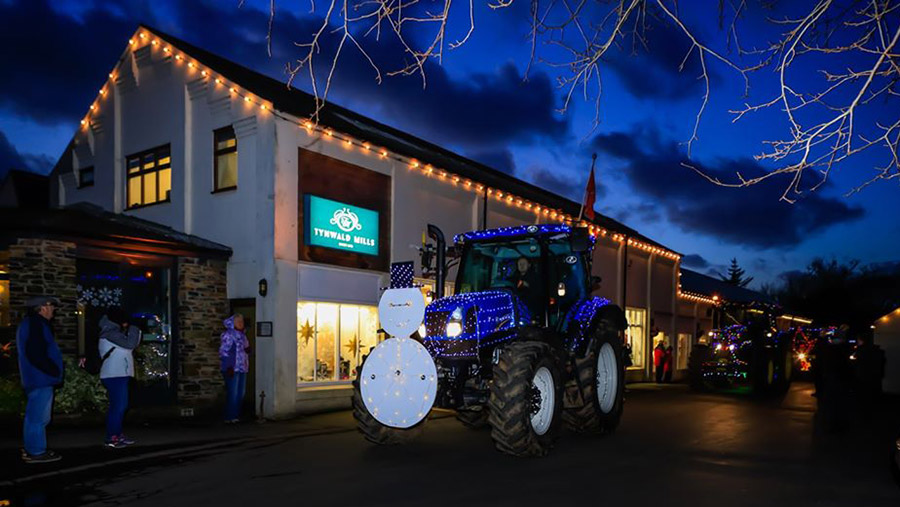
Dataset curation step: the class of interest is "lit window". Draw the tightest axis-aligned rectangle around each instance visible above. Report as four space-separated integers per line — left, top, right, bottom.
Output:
126 145 171 208
297 301 380 383
625 307 646 369
213 126 237 192
77 166 94 188
677 333 691 370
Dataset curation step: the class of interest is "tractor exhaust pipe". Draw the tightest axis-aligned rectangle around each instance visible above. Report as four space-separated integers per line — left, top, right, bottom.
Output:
427 224 446 299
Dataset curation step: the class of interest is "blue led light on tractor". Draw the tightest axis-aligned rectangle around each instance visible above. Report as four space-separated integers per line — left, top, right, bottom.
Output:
454 224 592 244
420 290 530 358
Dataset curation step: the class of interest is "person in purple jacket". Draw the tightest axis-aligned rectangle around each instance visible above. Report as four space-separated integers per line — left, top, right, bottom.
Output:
219 314 250 423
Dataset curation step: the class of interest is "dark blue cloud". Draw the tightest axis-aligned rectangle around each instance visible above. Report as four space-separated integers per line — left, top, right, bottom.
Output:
682 254 710 269
592 128 866 248
0 130 53 178
605 17 715 100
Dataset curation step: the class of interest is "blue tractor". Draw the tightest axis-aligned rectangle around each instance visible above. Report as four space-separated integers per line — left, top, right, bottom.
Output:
352 224 628 457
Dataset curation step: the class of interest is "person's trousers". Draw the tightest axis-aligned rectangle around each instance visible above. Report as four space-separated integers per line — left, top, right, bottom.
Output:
223 372 247 421
655 366 664 383
102 377 130 440
23 386 54 456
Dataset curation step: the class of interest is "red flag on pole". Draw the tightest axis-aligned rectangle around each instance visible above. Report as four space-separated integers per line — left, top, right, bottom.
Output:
580 154 597 221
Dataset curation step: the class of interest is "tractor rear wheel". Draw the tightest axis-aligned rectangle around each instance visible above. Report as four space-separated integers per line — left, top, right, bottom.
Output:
751 339 777 396
351 376 424 445
562 323 625 434
488 341 562 457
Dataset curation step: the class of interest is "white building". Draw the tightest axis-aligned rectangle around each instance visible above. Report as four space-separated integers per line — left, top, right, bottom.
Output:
51 25 690 418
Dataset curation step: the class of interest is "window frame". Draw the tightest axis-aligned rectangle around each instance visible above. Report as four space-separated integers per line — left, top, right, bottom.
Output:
77 166 94 189
212 126 237 193
125 144 171 210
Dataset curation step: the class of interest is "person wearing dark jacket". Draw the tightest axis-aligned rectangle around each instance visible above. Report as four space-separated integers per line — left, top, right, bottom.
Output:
98 309 142 448
16 296 64 464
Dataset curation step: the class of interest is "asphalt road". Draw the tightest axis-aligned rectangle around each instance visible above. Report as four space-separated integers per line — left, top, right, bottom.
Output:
4 382 899 507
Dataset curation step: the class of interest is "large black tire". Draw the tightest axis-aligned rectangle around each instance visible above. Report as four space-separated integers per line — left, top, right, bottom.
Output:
562 324 625 434
774 337 794 393
751 340 777 396
351 376 424 445
688 344 712 391
456 408 489 429
488 341 562 457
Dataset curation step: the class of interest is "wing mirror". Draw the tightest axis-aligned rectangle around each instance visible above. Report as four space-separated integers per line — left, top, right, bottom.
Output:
569 227 591 253
591 275 602 290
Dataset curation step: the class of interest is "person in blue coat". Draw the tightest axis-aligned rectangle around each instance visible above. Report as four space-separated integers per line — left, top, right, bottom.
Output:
16 295 65 464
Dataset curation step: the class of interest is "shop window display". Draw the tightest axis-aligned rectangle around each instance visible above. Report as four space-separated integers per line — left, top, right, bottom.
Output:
297 302 379 383
677 333 691 370
625 307 646 369
76 259 173 403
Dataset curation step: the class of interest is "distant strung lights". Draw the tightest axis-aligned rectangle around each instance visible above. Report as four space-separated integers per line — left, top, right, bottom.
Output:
81 30 681 261
678 290 719 305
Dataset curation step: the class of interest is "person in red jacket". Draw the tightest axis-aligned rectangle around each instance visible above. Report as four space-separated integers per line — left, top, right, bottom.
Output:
653 341 666 383
663 345 674 383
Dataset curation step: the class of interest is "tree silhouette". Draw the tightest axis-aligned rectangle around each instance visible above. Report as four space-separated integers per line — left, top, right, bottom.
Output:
721 258 753 288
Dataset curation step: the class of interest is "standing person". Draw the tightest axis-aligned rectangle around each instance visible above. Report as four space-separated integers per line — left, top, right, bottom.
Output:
99 309 141 448
16 296 64 464
664 345 674 383
220 314 250 423
653 341 666 384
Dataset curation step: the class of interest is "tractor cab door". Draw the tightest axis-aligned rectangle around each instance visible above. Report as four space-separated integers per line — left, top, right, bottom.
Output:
546 240 589 330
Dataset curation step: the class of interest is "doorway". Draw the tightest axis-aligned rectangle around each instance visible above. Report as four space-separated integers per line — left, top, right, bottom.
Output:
230 298 256 417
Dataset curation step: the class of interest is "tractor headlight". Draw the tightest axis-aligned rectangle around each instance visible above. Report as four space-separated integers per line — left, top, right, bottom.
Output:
418 323 427 338
446 321 463 337
446 307 464 338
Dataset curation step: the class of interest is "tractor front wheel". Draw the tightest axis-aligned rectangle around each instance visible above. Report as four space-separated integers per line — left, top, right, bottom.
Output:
351 376 424 445
488 341 562 457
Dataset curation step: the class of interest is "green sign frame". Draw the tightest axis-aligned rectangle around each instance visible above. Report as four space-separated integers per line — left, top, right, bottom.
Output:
304 195 379 256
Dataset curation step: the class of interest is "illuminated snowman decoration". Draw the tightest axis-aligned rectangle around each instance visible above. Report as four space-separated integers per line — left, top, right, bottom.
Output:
360 287 437 429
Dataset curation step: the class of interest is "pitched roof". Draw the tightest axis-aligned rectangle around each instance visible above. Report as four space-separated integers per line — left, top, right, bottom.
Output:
0 203 231 258
137 24 677 256
680 268 775 306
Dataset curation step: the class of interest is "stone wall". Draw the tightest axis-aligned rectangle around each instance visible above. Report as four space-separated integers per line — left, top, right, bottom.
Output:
7 238 78 355
176 257 229 405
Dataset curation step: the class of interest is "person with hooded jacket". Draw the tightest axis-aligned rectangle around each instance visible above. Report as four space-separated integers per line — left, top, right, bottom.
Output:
98 309 141 448
219 314 250 423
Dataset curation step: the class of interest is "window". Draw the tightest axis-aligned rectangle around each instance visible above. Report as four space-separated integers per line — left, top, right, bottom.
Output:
625 307 647 369
677 333 691 370
77 166 94 188
213 127 237 191
126 145 171 208
297 301 380 383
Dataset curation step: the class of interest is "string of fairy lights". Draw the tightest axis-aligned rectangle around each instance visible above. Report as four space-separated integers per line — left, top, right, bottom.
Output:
78 28 681 262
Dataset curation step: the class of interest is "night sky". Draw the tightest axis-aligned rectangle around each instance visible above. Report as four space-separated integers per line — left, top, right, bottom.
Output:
1 0 897 287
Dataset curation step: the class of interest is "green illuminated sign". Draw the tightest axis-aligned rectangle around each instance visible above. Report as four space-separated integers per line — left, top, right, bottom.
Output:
305 195 379 256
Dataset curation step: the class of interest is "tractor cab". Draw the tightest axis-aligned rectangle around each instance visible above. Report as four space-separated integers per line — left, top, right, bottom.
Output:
453 225 593 331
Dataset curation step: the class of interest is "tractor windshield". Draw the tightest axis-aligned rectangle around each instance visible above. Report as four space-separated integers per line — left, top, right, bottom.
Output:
456 237 545 315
